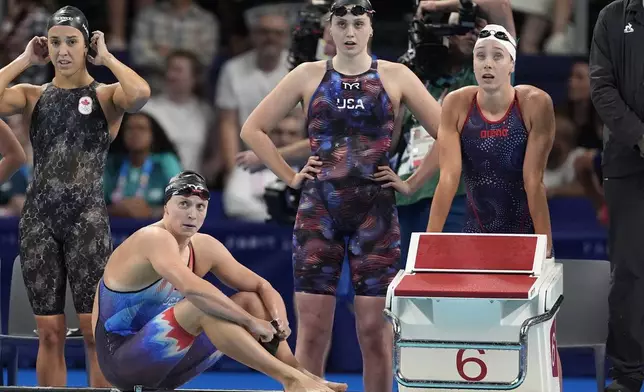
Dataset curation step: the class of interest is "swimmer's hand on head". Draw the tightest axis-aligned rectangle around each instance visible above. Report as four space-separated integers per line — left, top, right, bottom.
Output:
87 31 110 66
24 36 50 65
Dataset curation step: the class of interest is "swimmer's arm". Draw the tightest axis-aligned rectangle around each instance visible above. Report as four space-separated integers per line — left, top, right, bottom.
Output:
396 64 441 139
205 236 286 321
0 54 31 115
104 55 152 113
523 92 555 255
0 119 26 183
426 93 462 232
241 64 309 186
145 230 255 327
278 139 311 162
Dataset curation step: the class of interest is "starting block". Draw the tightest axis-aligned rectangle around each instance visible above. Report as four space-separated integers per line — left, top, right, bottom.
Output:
384 233 563 391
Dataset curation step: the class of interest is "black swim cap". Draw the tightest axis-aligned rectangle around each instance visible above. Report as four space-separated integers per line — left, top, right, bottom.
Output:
47 6 90 45
330 0 374 12
164 171 210 205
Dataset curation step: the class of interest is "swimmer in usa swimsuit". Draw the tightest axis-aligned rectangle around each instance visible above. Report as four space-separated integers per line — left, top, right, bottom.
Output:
240 2 443 391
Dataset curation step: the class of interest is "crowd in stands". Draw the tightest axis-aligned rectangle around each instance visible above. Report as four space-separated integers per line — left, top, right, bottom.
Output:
0 0 611 225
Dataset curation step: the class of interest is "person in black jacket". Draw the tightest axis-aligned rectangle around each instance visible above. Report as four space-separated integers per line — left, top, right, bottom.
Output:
589 1 644 391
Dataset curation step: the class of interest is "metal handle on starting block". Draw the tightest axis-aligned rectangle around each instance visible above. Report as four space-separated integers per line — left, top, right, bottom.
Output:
383 295 564 390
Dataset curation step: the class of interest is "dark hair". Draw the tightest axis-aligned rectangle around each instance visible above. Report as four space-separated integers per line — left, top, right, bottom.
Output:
166 49 206 99
109 112 179 156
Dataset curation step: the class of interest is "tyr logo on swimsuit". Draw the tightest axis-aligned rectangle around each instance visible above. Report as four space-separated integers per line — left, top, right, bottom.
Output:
342 81 360 90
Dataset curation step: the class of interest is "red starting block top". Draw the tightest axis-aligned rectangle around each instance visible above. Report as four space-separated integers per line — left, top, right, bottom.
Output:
394 273 537 299
410 234 542 273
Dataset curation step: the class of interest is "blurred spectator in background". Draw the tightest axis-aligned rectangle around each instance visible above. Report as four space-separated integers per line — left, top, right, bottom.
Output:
544 114 587 198
0 0 51 85
214 7 290 184
574 147 606 224
104 112 182 219
223 109 304 222
130 0 219 94
142 50 214 172
511 0 575 54
563 58 603 149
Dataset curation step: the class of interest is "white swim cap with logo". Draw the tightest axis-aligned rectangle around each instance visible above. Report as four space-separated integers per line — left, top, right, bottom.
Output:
474 24 516 61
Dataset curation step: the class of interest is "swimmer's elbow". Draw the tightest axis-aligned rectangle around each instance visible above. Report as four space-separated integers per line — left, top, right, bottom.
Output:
439 166 461 187
130 86 152 111
240 121 263 145
121 83 152 113
523 176 545 196
256 278 274 294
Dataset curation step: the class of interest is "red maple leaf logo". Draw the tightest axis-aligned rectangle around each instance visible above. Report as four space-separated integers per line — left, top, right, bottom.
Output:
160 310 193 351
81 98 90 105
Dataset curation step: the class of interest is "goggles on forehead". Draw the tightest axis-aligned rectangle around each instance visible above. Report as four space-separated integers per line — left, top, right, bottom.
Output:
172 184 211 201
330 5 374 18
478 29 515 47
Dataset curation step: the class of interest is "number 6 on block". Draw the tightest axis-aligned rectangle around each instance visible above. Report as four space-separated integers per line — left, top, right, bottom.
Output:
456 349 488 382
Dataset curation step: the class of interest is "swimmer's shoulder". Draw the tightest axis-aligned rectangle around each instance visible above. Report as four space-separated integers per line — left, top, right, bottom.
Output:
514 85 553 105
376 60 419 82
284 61 327 96
291 61 327 80
190 232 227 258
514 85 554 122
443 86 477 113
376 59 403 72
128 223 178 251
13 83 46 104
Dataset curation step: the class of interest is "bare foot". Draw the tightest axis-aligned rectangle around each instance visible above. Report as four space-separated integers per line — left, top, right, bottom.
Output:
284 377 335 392
298 368 348 392
322 380 348 392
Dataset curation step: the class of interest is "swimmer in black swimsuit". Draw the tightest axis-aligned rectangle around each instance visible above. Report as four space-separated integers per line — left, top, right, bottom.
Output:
0 5 150 387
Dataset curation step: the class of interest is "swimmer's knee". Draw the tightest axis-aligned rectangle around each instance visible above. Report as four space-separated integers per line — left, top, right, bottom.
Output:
35 316 67 348
231 291 266 318
354 297 391 355
295 295 335 348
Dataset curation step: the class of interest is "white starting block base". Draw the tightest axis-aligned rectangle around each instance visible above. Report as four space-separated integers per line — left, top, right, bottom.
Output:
385 233 563 391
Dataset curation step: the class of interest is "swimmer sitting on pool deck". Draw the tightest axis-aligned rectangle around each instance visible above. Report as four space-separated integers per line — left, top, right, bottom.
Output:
92 171 347 392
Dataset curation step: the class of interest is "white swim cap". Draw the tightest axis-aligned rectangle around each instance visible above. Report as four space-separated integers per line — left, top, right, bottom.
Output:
474 24 516 61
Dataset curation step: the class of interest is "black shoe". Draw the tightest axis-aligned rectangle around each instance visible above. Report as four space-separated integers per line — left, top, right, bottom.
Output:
605 378 643 392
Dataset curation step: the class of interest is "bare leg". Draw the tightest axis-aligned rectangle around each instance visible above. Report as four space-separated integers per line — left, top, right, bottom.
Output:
232 291 348 392
78 314 111 387
34 315 67 386
294 292 336 377
172 300 333 392
354 296 393 392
